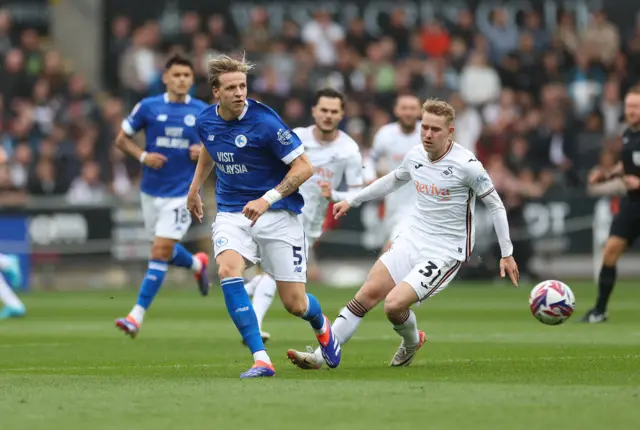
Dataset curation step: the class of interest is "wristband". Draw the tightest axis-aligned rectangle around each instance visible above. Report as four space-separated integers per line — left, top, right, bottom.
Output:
139 151 148 164
262 189 283 206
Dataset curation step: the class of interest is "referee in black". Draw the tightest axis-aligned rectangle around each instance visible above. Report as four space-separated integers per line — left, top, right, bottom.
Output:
582 85 640 323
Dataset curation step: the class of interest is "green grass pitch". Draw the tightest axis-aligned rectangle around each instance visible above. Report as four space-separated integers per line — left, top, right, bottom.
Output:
1 281 639 430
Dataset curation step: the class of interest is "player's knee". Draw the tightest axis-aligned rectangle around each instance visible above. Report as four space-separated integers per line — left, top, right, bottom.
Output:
383 294 405 317
150 240 174 261
217 263 242 280
282 296 307 316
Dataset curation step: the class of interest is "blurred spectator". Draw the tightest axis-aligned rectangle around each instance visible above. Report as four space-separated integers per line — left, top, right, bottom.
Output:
420 21 450 58
28 159 66 196
450 92 482 153
459 52 501 106
1 49 31 110
0 10 12 57
555 11 579 55
600 79 623 136
346 18 376 57
582 10 620 67
360 41 396 94
449 9 476 47
66 161 108 204
106 16 131 93
522 10 549 53
566 49 606 118
41 50 68 97
242 7 271 59
0 146 27 205
31 79 56 135
265 40 296 85
481 7 519 63
281 20 303 51
207 14 237 52
302 9 345 66
20 29 43 79
171 11 200 52
385 9 411 58
119 25 160 105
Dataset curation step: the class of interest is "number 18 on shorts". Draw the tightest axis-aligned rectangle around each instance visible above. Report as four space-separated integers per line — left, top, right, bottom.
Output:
141 193 192 240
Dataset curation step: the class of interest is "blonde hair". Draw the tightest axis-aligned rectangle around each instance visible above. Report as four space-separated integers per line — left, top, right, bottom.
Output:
207 54 254 88
422 99 456 125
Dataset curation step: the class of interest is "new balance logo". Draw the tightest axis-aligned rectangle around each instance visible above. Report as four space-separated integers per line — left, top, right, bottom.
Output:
207 135 215 141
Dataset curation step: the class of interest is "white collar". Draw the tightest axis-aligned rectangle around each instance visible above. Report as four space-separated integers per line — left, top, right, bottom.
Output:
163 93 192 104
216 100 249 120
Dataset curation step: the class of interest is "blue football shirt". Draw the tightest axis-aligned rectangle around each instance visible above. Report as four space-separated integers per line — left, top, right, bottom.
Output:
122 93 208 198
196 99 305 214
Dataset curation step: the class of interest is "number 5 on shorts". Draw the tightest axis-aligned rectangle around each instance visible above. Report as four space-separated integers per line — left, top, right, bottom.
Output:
292 246 303 266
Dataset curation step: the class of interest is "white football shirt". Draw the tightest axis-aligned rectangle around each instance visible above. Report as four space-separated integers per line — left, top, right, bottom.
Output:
371 122 421 229
394 142 495 262
295 125 364 239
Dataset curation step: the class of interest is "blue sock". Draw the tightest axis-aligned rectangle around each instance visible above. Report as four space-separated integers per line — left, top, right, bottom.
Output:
221 277 265 354
136 260 168 309
169 243 194 269
302 293 325 331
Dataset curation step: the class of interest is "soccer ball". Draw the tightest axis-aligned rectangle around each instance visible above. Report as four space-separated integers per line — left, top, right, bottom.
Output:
528 280 576 325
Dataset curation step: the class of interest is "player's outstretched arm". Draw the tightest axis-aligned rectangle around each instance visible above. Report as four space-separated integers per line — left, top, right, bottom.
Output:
464 159 518 286
187 147 215 223
333 169 410 219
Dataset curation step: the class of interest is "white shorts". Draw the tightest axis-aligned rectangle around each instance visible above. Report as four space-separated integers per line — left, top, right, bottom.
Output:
141 193 192 240
379 236 462 302
212 210 307 282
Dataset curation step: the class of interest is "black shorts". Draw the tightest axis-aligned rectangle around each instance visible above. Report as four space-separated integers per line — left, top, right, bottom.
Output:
609 197 640 245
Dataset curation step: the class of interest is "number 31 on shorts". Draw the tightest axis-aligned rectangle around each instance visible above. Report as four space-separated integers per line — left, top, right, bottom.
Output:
408 258 461 302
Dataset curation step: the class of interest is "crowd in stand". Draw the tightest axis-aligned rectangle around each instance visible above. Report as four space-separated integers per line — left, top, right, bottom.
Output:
1 6 639 207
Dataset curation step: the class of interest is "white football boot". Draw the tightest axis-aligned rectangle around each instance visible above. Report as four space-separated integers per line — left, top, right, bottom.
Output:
390 330 427 367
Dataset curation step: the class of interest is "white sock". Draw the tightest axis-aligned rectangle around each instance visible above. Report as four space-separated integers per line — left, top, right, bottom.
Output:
0 254 11 270
129 304 146 324
313 305 364 360
253 350 271 364
0 274 24 309
190 256 202 273
252 274 277 331
392 310 420 347
244 273 265 297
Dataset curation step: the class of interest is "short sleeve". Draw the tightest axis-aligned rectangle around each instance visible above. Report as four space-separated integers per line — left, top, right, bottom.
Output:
345 150 365 187
463 158 495 198
262 114 304 165
121 100 150 136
